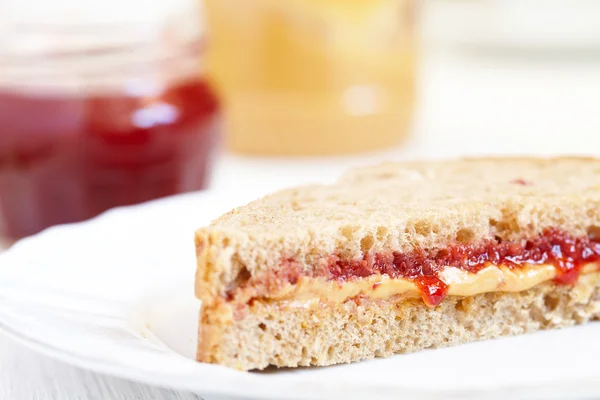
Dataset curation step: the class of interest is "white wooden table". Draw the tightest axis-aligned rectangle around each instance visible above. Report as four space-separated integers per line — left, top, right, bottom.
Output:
2 34 600 400
0 335 207 400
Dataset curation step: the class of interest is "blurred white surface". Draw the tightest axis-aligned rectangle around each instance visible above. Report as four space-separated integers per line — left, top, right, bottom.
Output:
424 0 600 49
3 12 600 400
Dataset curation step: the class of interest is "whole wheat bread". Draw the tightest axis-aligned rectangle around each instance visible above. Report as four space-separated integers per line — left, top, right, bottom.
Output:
195 157 600 370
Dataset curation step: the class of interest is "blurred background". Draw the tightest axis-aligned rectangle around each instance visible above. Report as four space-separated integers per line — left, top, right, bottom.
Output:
1 0 600 240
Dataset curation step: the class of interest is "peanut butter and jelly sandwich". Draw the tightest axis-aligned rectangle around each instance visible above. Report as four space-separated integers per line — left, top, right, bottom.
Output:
195 157 600 370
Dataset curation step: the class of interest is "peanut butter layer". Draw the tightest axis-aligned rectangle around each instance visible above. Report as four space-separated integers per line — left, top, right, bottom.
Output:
229 263 600 308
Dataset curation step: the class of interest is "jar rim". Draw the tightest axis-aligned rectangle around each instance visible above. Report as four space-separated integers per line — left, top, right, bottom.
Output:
0 2 205 58
0 37 206 95
0 36 205 64
0 0 204 27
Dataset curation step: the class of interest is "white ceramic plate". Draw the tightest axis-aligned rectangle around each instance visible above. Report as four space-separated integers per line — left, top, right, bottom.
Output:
2 190 600 400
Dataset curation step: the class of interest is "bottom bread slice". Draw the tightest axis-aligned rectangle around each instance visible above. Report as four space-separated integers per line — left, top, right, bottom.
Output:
198 272 600 371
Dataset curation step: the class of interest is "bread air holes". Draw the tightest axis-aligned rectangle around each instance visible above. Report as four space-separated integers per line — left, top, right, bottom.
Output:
341 225 359 240
376 226 388 240
456 228 474 244
490 217 511 236
360 235 374 254
233 266 251 285
544 294 560 312
301 347 309 358
588 226 600 240
455 299 468 312
414 221 430 236
384 339 393 352
327 345 335 358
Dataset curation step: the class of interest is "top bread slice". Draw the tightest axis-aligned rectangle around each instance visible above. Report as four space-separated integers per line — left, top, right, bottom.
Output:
195 157 600 305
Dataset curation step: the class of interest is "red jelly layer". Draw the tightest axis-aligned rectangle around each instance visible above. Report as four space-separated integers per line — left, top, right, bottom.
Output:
414 276 449 307
327 228 600 307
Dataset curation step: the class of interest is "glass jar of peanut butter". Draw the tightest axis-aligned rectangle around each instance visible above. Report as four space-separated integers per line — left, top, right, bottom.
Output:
205 0 416 156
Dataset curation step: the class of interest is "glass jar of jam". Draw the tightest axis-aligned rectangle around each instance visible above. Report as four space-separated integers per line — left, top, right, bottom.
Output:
0 1 220 239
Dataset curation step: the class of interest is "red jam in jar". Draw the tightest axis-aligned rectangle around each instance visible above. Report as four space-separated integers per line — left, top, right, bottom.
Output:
0 6 220 238
0 80 219 238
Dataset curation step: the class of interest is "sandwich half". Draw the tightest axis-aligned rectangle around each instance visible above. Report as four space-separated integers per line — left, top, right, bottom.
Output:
195 157 600 370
